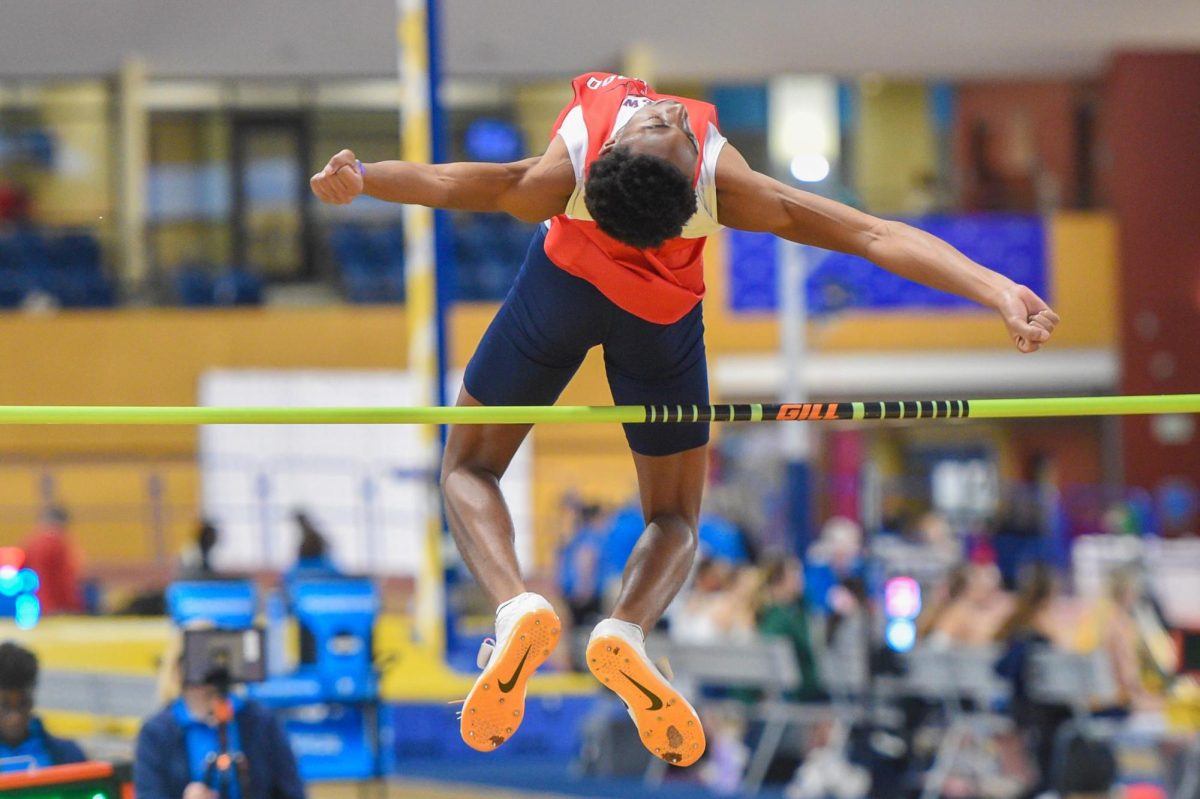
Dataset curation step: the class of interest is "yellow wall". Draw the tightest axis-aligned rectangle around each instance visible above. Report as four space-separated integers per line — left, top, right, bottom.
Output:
0 307 408 455
149 113 233 268
854 80 938 214
0 212 1118 571
30 82 113 226
514 82 573 157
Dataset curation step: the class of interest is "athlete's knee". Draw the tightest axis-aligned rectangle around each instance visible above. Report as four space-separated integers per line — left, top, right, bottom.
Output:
439 449 500 496
648 512 698 553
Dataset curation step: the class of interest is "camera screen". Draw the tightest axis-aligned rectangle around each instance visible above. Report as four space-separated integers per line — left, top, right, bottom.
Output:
182 628 266 686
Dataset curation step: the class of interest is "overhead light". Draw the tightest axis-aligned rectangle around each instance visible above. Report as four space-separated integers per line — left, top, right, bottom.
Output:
790 154 830 183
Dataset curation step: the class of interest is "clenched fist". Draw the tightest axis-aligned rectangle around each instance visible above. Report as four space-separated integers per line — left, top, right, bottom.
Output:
996 283 1060 353
310 149 363 205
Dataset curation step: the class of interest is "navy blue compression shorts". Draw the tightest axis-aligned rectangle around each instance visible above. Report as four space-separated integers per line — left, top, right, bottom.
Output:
463 224 709 456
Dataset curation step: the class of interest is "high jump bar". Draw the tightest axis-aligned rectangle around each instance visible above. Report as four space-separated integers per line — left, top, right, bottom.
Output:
0 395 1196 425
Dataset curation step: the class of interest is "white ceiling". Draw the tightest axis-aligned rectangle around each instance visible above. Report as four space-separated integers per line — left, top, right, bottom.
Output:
1 0 1198 81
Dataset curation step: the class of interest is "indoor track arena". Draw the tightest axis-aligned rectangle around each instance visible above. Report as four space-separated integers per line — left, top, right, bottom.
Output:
0 2 1198 798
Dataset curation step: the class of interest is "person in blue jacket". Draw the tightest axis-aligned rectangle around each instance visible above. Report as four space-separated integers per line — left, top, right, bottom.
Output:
134 634 305 799
0 641 86 771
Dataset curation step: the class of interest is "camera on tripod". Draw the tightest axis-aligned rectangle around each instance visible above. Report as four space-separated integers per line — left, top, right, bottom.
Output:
182 628 267 693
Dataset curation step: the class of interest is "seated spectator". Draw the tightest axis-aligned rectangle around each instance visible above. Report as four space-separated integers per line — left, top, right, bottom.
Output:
599 500 750 603
556 502 606 625
671 558 757 644
917 564 969 643
697 509 750 565
911 509 960 564
0 641 86 771
135 630 304 799
1077 566 1169 713
824 575 870 657
993 563 1072 799
597 502 645 600
757 556 824 701
917 560 1005 647
805 516 864 614
672 556 744 643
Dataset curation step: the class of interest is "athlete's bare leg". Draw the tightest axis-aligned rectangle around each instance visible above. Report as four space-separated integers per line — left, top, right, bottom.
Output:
440 387 530 606
609 444 707 631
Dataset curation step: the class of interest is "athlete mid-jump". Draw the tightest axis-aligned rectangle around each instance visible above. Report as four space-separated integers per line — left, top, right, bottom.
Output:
312 71 1059 767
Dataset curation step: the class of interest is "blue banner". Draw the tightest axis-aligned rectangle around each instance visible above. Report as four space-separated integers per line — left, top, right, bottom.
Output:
726 214 1048 314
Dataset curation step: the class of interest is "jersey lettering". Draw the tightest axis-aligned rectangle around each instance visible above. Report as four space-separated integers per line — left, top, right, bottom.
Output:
586 74 637 90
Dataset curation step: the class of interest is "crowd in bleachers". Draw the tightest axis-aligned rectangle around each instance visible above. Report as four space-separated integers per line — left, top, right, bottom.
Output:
552 495 1195 798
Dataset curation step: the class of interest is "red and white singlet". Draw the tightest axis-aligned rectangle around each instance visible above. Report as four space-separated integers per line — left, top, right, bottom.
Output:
542 72 728 324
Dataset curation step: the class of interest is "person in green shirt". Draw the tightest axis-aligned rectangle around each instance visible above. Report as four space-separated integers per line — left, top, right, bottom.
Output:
758 557 825 702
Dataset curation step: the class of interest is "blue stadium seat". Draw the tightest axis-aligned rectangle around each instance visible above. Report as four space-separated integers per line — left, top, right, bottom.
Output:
0 235 27 308
174 264 217 306
330 223 405 303
453 213 533 301
213 266 264 306
46 232 115 307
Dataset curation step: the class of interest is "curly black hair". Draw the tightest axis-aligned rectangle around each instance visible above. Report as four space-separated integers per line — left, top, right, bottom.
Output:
584 146 697 249
0 641 38 693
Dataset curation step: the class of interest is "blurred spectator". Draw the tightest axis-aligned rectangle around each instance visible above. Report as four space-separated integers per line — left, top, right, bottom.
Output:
136 629 304 799
0 641 85 771
600 500 750 602
993 563 1072 799
556 502 606 625
910 510 959 562
672 559 757 644
1077 566 1169 713
0 184 30 222
22 506 83 614
1100 500 1140 536
917 562 1005 647
917 563 969 643
698 511 751 565
757 557 824 701
177 519 221 581
824 575 870 655
991 492 1047 590
597 502 645 597
284 511 340 586
805 516 864 614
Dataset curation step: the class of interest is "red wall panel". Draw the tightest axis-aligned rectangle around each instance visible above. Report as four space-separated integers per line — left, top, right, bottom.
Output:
1105 52 1200 501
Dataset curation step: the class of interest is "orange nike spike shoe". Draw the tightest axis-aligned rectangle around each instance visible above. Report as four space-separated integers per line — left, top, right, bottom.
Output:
586 618 706 767
460 593 560 752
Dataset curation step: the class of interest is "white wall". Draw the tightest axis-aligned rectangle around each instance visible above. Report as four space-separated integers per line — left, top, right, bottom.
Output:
198 369 533 576
2 1 1200 80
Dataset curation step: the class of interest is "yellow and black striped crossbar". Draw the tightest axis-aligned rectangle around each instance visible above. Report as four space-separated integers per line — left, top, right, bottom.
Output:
0 394 1194 425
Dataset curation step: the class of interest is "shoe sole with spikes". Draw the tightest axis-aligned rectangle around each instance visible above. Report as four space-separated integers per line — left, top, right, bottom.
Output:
586 634 706 767
460 608 560 752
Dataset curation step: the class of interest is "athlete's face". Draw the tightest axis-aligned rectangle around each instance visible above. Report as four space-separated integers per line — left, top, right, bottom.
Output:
602 99 699 177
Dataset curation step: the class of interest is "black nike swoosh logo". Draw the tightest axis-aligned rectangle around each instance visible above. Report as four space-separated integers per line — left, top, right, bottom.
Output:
620 670 664 711
498 647 531 693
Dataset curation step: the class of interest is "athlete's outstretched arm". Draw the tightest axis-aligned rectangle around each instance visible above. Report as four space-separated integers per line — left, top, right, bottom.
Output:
310 137 576 223
715 145 1059 352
